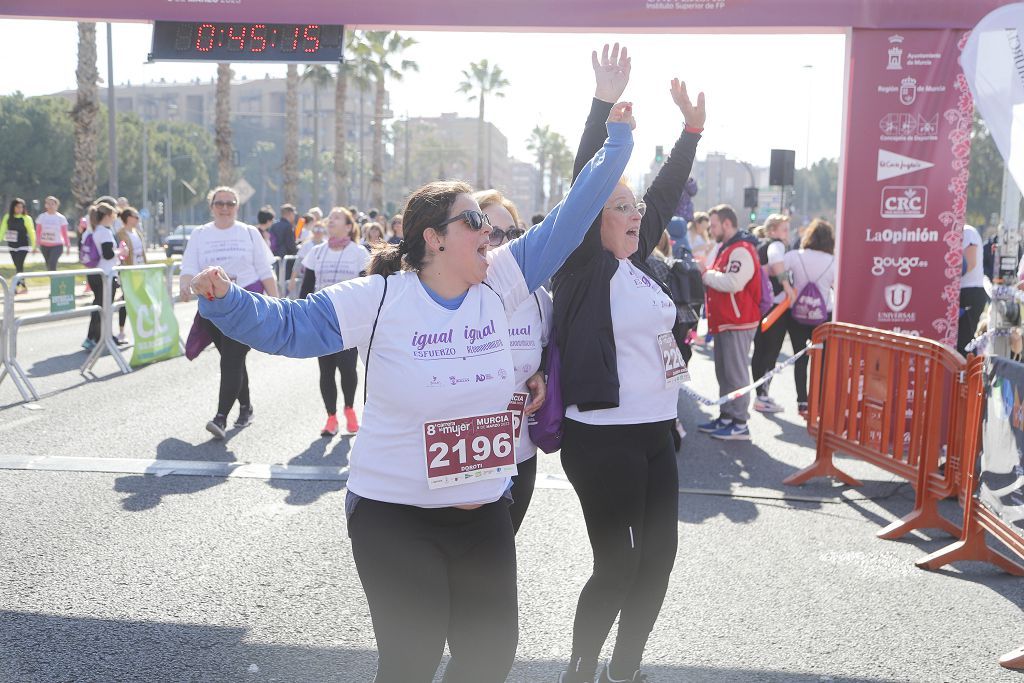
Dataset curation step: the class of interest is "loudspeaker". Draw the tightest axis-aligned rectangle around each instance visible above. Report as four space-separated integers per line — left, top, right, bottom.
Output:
769 149 795 186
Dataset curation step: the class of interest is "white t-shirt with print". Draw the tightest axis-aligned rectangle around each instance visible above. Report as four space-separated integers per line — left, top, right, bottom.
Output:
960 225 984 289
507 288 552 463
336 245 531 508
180 221 275 288
127 230 145 265
784 249 836 312
766 239 787 304
303 241 371 292
93 225 118 276
566 259 679 426
36 212 68 246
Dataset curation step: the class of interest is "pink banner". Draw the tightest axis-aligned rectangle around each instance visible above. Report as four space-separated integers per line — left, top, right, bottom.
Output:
834 29 973 346
0 0 1009 30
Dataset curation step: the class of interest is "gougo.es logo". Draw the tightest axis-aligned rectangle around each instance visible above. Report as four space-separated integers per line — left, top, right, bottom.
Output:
871 255 928 276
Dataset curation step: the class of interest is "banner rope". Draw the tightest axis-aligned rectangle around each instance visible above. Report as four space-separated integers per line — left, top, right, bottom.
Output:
681 343 824 407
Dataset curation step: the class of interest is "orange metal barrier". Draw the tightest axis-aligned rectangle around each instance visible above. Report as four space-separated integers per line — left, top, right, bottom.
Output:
786 323 965 540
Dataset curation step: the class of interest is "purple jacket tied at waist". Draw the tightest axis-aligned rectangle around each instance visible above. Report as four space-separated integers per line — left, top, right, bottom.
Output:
185 280 266 360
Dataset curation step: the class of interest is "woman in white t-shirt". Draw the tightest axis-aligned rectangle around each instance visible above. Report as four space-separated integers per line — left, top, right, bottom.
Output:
751 213 790 414
475 188 551 534
782 218 836 415
687 210 713 265
179 187 279 439
299 207 371 437
114 207 148 343
36 195 70 272
81 201 126 350
289 221 327 299
957 224 989 356
188 103 633 683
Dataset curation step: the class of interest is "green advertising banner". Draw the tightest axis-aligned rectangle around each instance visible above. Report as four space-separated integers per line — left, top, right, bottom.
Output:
120 268 181 367
49 276 76 314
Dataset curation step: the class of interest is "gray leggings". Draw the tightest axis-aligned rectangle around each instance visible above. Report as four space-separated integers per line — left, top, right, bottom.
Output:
40 244 63 271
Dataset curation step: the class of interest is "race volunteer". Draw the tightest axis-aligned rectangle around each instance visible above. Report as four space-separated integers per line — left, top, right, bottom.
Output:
36 196 71 272
475 188 551 533
189 104 633 683
179 186 278 439
299 207 371 437
553 43 705 683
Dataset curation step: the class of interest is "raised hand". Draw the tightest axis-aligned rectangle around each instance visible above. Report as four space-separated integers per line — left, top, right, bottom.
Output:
190 265 232 301
671 78 706 130
592 43 631 104
607 101 636 130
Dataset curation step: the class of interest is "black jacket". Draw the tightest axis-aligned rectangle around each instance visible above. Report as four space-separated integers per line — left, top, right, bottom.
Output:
269 219 297 257
552 98 700 411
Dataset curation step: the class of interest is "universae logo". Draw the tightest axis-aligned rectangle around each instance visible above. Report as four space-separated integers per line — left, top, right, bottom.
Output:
884 284 912 313
880 186 927 218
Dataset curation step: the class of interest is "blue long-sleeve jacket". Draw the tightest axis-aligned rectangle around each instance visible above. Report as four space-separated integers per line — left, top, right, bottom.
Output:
198 122 633 355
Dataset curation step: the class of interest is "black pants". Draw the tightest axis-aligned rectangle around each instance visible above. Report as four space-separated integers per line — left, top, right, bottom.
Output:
40 245 62 271
786 317 818 404
957 287 990 357
750 309 790 398
509 455 537 533
317 348 358 414
86 273 120 343
560 419 679 679
11 250 27 274
348 497 518 683
200 316 251 416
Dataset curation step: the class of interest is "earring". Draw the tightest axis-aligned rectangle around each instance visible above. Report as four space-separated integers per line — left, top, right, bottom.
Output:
439 246 445 252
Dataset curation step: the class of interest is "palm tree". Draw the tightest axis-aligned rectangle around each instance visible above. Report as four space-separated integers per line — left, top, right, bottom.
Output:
546 133 573 209
215 62 234 185
457 60 510 188
283 64 299 205
361 31 418 211
526 124 554 212
303 64 334 208
71 22 99 218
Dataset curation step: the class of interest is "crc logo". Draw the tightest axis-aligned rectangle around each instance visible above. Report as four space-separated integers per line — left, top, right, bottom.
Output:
884 284 912 312
899 77 917 105
872 255 928 276
880 186 927 218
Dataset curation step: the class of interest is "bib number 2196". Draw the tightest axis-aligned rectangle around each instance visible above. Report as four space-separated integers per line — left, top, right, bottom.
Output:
423 411 518 489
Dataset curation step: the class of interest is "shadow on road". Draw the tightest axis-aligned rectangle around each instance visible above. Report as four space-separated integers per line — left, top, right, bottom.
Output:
112 437 237 512
267 436 352 506
0 610 901 683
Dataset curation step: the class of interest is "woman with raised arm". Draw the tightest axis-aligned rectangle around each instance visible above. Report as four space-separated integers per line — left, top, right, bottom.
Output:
189 101 634 683
553 44 706 683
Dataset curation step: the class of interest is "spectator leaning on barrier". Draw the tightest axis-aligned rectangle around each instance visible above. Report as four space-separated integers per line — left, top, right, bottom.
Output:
1 197 36 293
697 204 761 441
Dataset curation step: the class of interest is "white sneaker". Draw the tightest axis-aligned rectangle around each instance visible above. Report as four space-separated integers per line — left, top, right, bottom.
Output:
754 396 783 413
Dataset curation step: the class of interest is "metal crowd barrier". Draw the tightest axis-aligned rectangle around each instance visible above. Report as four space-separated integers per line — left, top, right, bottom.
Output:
0 275 35 401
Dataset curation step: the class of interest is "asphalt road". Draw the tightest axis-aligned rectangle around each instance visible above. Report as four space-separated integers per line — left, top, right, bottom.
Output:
0 299 1021 683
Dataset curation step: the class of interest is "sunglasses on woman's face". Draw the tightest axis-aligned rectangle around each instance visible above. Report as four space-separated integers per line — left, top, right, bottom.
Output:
437 209 491 232
212 200 238 208
490 226 526 245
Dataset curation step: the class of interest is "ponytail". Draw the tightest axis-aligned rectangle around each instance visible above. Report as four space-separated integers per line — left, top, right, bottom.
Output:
368 242 404 277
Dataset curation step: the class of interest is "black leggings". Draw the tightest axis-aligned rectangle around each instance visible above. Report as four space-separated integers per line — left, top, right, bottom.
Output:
348 497 518 683
86 273 121 342
40 244 62 271
560 418 679 679
11 250 27 274
751 309 790 397
201 317 251 416
786 317 818 404
317 348 359 414
957 287 989 356
509 455 537 533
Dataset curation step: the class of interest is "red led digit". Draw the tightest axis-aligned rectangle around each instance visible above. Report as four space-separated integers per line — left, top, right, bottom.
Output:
290 25 301 51
250 24 267 52
303 25 321 53
226 24 246 51
196 23 215 52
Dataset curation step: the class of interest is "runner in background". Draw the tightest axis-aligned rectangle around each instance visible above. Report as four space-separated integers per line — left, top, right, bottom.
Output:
189 102 633 683
289 219 326 299
1 198 35 293
475 188 550 533
115 206 148 343
36 196 70 272
179 186 279 439
299 207 370 436
386 213 404 245
255 206 276 252
362 222 386 250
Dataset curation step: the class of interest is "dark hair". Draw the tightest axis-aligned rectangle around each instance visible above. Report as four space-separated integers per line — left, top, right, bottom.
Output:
368 208 379 219
530 213 545 225
368 181 473 277
8 197 25 216
708 204 739 231
801 218 835 254
119 206 139 223
257 207 276 224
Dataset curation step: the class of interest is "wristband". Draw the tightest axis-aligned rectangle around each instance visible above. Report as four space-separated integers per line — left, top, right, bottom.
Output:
684 125 704 135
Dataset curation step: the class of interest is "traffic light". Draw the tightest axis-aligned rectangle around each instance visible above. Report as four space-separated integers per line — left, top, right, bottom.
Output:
157 202 164 217
749 210 758 222
655 145 664 164
743 187 758 209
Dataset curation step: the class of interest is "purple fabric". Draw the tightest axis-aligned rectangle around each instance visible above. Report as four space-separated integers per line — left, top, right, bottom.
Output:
528 336 563 454
185 280 265 361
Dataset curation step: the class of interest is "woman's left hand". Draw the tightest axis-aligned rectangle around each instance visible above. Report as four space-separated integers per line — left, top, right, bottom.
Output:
671 78 706 130
524 371 547 416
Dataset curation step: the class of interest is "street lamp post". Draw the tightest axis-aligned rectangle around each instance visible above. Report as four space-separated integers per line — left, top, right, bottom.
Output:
106 23 119 197
801 64 813 221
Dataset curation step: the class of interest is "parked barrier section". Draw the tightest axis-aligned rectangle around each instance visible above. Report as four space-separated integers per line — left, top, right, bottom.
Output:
787 323 965 540
0 275 35 401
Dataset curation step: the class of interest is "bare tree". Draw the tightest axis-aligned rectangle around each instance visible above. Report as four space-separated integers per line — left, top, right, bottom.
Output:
283 64 299 205
215 62 234 185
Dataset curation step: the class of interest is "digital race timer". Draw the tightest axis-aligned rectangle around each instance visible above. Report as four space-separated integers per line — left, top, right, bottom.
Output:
149 21 344 63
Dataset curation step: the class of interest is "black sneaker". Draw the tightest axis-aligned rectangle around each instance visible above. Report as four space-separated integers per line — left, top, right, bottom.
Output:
205 415 227 439
234 406 254 428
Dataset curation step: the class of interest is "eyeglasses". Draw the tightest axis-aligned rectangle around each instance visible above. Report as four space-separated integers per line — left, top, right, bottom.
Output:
604 201 646 216
437 209 491 232
490 226 526 245
212 200 238 208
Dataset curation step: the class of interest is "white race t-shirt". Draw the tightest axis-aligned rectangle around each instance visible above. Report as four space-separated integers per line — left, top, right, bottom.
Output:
337 245 531 508
507 288 552 463
93 225 118 276
784 249 836 312
566 259 679 426
303 241 371 292
36 212 68 246
180 222 275 288
766 239 787 304
960 225 984 289
127 230 145 265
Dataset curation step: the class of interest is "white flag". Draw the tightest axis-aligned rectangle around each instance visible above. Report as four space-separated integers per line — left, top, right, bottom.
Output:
961 3 1024 193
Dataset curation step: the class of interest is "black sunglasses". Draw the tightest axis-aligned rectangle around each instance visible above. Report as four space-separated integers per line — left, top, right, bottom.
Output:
437 209 491 232
490 226 526 245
